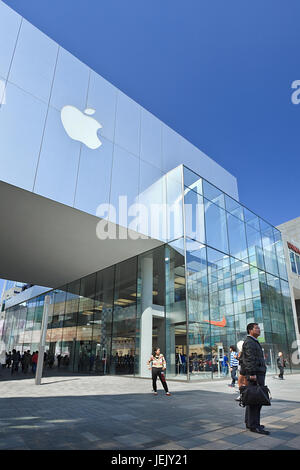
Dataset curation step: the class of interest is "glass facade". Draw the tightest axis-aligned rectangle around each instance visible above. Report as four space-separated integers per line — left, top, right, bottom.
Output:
2 165 299 380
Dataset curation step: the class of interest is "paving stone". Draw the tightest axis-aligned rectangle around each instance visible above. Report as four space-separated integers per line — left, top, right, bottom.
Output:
222 433 258 445
200 439 239 450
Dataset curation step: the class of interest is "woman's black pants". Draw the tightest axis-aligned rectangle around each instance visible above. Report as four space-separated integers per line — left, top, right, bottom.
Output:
152 367 169 392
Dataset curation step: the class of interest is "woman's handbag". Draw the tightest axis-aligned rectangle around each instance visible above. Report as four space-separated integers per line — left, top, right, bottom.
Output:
239 383 272 407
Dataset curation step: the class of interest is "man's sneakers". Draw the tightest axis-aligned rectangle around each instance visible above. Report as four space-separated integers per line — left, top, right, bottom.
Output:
166 392 171 396
153 391 158 395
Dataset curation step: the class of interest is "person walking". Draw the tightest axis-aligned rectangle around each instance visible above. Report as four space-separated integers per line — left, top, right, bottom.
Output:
242 323 270 435
221 352 229 376
147 348 171 396
277 352 286 380
228 345 239 387
31 351 38 375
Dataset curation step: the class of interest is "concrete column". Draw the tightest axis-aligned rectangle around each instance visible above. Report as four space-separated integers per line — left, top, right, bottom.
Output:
139 256 153 378
35 295 51 385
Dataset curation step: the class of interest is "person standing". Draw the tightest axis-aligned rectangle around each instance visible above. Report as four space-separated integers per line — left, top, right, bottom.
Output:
277 352 286 380
11 349 19 375
228 346 239 387
147 348 171 396
242 323 270 435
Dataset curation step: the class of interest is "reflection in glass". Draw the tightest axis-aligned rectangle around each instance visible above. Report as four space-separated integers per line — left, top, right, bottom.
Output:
203 180 225 208
227 213 248 262
184 188 205 244
50 47 90 111
34 106 81 206
204 199 229 253
87 71 117 143
74 136 113 215
0 82 47 191
140 108 163 170
9 19 58 103
0 2 21 79
114 91 141 157
165 240 187 380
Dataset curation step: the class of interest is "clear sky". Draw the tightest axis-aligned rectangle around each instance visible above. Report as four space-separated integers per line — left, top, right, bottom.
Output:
2 0 300 229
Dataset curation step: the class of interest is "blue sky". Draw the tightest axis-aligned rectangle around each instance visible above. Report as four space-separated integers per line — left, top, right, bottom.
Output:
4 0 299 228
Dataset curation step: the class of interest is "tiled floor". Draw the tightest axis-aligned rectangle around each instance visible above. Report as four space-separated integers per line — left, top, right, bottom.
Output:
0 368 300 450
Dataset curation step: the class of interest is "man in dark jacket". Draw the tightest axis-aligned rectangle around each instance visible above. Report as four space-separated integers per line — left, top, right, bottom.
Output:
242 323 270 435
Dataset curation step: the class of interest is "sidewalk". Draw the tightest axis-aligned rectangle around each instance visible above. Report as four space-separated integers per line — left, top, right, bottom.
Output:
0 368 300 450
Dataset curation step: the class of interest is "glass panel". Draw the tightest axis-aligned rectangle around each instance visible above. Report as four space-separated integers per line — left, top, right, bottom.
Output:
203 180 225 208
87 71 117 143
136 247 165 377
138 161 167 241
47 288 67 370
166 166 184 242
74 136 113 215
111 257 137 375
244 207 260 231
72 274 96 373
50 47 90 111
30 296 45 351
162 124 182 173
114 90 141 157
204 198 229 253
184 188 205 244
225 194 244 221
289 251 297 274
140 108 163 170
0 82 47 191
93 266 114 375
296 255 300 275
227 213 248 262
0 2 21 79
246 224 265 270
34 106 81 206
109 145 140 227
22 299 36 351
165 239 187 380
183 166 203 195
261 224 279 277
61 280 81 371
9 20 58 103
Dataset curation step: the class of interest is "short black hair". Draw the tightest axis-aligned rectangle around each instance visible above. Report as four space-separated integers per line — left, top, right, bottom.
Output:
247 322 259 334
230 345 236 351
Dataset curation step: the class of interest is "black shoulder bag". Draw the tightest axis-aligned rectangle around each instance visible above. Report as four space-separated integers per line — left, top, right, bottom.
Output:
239 383 272 407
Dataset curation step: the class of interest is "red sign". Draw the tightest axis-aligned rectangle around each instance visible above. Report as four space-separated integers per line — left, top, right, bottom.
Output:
288 242 300 256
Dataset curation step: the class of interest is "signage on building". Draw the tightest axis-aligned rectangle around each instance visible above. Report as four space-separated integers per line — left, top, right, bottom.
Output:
288 242 300 256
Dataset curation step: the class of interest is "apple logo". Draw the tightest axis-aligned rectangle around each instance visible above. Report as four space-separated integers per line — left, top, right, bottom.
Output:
61 105 102 149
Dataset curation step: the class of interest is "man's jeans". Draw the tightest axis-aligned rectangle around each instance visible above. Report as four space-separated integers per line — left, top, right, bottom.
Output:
231 366 238 385
245 374 266 429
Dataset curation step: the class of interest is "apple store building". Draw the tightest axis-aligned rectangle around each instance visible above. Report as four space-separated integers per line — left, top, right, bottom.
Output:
1 2 299 381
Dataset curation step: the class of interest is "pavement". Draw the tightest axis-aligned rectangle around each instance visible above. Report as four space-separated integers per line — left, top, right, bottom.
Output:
0 368 300 450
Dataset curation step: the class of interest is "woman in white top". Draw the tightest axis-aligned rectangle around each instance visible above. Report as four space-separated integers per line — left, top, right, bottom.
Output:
147 347 171 396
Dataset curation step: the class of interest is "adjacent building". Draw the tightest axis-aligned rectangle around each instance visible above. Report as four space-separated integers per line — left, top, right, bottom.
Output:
277 217 300 341
0 2 299 381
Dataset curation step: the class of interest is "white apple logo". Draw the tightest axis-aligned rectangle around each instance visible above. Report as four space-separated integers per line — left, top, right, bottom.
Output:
61 105 102 149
